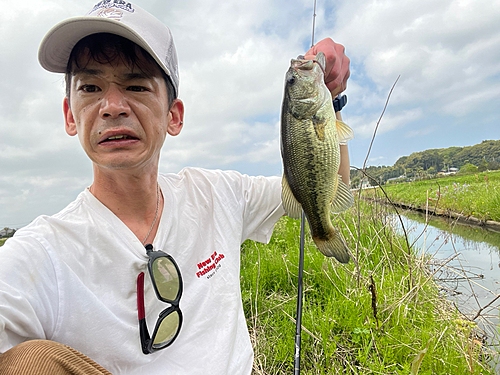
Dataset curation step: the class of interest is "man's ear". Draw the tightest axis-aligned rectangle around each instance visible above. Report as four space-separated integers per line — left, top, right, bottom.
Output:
63 97 77 136
167 99 184 136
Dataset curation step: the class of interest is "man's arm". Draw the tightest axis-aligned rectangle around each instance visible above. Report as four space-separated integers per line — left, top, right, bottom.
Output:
0 236 58 353
336 110 350 186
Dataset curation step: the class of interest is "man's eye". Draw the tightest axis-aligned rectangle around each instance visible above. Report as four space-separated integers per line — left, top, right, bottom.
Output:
127 86 148 92
79 85 101 93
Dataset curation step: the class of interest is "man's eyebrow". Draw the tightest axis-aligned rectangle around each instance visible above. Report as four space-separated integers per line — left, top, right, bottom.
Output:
72 69 153 80
124 72 153 80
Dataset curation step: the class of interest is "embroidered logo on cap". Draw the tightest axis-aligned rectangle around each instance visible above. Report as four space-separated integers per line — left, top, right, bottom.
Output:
90 0 135 14
96 8 124 20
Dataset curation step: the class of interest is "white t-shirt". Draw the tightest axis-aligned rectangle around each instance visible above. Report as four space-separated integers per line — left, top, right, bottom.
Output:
0 167 284 375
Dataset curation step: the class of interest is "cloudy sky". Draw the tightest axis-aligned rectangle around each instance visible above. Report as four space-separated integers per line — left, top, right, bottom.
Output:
1 0 499 228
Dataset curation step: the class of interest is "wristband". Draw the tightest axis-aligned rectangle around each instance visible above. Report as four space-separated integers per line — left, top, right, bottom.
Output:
333 94 347 112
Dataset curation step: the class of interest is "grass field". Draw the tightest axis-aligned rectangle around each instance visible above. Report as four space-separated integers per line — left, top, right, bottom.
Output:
241 201 496 374
372 171 500 222
0 238 6 246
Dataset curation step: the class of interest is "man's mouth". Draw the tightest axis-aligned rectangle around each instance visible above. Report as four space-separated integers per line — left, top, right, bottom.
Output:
105 135 135 141
99 134 139 143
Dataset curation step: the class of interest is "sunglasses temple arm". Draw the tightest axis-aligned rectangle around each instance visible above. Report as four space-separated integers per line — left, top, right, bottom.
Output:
137 272 152 354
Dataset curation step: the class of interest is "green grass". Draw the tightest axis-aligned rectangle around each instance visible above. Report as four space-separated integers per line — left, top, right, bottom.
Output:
0 238 6 246
375 171 500 222
241 201 496 374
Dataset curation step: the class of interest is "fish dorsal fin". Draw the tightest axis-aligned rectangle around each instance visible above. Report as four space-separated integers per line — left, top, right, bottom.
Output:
336 120 354 143
330 178 354 213
281 175 303 219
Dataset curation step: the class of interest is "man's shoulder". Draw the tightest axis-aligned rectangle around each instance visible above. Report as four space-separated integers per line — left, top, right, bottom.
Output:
159 167 280 193
159 167 246 187
13 190 88 241
161 167 243 179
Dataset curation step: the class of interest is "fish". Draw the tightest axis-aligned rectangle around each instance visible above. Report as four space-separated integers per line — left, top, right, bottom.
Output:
280 52 354 263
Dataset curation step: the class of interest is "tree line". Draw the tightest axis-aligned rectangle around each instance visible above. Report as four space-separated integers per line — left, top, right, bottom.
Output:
350 139 500 188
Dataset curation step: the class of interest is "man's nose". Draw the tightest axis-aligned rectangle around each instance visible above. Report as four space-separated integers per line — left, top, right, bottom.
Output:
99 85 130 119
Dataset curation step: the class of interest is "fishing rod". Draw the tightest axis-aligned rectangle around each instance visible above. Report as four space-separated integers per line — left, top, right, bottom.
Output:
293 211 306 375
293 1 317 374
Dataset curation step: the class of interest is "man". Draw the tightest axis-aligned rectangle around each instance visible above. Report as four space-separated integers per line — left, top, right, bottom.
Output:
0 1 350 374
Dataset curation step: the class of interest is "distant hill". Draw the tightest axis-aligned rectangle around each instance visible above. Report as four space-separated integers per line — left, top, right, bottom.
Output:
350 139 500 187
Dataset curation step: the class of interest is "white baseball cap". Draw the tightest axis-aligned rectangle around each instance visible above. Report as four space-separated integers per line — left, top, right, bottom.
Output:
38 1 179 96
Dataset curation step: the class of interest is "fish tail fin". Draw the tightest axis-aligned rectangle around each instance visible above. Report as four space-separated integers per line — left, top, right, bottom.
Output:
313 230 350 263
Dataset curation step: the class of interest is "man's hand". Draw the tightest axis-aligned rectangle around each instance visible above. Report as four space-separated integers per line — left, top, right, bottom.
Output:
304 38 350 98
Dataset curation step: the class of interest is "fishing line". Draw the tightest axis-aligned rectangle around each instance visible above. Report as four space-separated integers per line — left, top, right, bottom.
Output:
294 2 317 374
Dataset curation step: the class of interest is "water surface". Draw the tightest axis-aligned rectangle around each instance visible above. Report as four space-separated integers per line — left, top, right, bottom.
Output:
389 210 500 343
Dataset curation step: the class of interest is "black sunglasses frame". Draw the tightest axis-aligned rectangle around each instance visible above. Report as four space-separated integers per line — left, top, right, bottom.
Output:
137 244 183 355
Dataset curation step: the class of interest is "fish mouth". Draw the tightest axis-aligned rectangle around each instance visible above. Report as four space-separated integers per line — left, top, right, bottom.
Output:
292 59 315 71
291 54 326 76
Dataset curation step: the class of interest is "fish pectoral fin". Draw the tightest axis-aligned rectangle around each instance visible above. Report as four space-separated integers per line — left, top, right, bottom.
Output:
336 120 354 143
330 178 354 213
281 175 303 219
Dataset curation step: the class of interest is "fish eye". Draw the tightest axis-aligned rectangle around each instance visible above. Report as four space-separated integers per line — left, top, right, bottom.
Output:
287 76 296 85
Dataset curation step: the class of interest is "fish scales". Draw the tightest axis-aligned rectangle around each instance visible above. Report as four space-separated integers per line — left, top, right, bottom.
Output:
283 113 338 233
280 52 354 263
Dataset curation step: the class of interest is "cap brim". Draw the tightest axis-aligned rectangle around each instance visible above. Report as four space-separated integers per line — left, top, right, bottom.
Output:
38 16 169 77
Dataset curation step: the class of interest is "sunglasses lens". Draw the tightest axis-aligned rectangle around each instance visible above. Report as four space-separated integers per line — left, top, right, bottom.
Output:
152 257 180 301
152 311 180 349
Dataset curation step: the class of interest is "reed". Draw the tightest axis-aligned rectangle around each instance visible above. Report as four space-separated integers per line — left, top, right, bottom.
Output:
241 199 497 374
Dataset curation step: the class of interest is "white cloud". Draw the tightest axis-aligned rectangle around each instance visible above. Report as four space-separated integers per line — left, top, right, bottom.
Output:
332 0 500 115
1 0 500 227
348 108 424 138
405 127 434 139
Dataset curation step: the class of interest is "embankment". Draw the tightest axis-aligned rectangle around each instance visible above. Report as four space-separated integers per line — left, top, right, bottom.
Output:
363 196 500 233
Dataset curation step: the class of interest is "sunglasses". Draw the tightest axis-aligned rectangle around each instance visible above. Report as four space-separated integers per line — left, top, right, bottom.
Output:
137 244 183 354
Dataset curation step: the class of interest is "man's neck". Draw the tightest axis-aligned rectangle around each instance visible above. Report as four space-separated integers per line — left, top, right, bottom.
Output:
90 166 164 245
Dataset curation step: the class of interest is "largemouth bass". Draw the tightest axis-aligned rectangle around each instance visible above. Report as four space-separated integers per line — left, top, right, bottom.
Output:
280 52 354 263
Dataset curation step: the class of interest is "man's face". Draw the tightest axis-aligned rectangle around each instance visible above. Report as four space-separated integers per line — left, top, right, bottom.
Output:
63 49 183 173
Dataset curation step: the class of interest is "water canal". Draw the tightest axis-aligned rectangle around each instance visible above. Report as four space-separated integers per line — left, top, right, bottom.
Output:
388 210 500 346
